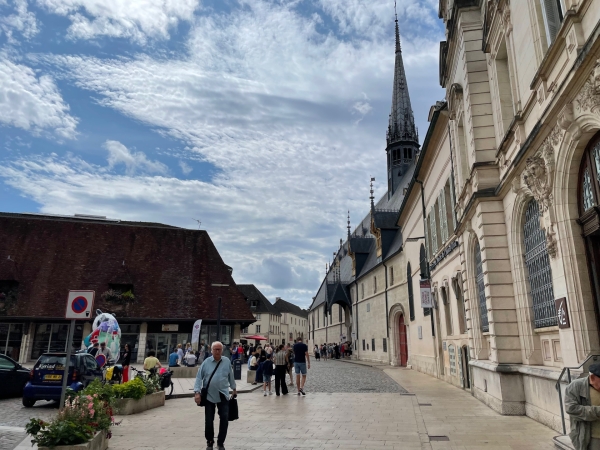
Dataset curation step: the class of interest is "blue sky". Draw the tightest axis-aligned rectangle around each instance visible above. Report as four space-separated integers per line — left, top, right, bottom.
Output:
0 0 445 308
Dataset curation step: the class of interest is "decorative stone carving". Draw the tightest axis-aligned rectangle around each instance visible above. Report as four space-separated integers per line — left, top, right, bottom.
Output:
521 125 564 258
575 59 600 113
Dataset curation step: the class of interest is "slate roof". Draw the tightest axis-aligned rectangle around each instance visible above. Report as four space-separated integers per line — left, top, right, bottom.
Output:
273 298 308 318
237 285 281 316
0 213 255 323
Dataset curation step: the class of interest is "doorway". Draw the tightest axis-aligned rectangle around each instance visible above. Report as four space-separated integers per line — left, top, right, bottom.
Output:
398 314 408 366
461 345 470 389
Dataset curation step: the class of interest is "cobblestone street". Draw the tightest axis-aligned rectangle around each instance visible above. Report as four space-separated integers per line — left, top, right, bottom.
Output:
302 359 406 393
0 399 56 450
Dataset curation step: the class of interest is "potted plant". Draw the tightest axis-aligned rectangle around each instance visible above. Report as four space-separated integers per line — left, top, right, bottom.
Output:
25 381 116 450
112 377 165 415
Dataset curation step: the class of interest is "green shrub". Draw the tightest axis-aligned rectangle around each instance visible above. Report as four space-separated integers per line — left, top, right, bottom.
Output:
141 375 161 395
82 379 114 407
113 378 146 400
25 418 94 448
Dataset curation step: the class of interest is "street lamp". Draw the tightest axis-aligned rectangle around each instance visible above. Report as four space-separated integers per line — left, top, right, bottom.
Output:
211 283 229 342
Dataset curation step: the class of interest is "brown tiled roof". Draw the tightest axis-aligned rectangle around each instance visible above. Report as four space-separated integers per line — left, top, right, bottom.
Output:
0 213 255 323
236 284 280 315
273 298 308 318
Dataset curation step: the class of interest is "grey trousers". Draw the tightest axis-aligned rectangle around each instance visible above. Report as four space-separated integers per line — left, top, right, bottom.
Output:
590 438 600 450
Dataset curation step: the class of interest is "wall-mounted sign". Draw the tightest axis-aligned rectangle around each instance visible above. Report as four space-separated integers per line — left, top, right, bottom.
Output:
429 240 459 271
420 279 433 308
555 297 570 329
161 324 179 332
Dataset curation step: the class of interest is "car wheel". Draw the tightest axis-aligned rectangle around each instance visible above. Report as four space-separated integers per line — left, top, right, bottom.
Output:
22 398 35 408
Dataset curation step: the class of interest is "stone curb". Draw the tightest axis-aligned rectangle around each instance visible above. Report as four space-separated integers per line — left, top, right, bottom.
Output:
168 385 262 399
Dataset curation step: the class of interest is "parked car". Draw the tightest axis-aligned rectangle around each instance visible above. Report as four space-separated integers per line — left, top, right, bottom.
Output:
0 354 31 398
22 352 103 407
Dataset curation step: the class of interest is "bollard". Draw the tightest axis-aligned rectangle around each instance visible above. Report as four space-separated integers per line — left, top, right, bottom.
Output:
233 359 242 380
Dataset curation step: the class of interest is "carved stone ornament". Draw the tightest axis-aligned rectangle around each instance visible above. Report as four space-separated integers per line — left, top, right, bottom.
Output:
521 125 564 258
575 59 600 113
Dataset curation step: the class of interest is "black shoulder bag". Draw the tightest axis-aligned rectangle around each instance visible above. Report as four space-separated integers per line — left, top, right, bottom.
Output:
199 359 222 407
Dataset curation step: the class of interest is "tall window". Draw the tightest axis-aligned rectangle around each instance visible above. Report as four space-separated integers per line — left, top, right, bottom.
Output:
407 263 415 321
441 285 453 336
390 266 394 286
361 283 365 299
474 240 489 332
540 0 564 45
373 276 377 294
493 40 515 138
451 274 467 334
523 199 557 328
256 325 261 333
579 138 600 213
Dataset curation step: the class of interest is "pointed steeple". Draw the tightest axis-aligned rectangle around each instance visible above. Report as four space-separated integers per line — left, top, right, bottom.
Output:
388 3 418 146
385 3 420 197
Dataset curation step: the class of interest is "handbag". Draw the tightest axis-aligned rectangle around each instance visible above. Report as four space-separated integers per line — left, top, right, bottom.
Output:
228 397 239 421
198 359 222 407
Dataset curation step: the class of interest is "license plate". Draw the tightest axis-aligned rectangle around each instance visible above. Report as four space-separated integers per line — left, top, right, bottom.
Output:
44 374 62 380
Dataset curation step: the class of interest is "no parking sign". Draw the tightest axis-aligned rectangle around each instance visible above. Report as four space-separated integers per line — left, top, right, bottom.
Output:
65 290 95 320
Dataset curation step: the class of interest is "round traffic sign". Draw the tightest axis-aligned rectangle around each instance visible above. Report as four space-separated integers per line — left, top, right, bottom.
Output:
96 354 106 367
71 296 88 314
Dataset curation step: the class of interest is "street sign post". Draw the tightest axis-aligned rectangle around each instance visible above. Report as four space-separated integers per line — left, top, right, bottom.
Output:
60 290 95 408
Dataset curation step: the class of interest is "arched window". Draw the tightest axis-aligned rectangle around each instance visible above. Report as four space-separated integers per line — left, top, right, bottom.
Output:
407 263 415 321
579 136 600 213
474 240 489 332
523 199 557 328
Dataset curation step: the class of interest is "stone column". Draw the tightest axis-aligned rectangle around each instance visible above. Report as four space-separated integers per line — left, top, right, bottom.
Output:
137 322 148 364
19 322 35 363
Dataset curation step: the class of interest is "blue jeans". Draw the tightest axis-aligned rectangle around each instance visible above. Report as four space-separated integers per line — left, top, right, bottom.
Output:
204 393 229 446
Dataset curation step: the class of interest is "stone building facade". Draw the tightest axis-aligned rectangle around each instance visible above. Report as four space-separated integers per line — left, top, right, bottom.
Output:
309 0 600 433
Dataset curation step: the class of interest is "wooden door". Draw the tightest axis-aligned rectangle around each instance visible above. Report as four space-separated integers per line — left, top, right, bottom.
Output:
399 315 408 366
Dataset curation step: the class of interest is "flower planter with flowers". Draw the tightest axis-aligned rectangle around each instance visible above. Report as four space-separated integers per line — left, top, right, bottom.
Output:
112 377 165 415
25 380 116 450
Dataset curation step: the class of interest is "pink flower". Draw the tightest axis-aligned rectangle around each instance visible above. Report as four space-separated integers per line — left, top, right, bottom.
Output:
90 409 95 416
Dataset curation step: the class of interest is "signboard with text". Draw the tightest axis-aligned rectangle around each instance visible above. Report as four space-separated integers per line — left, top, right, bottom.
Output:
555 297 570 329
161 324 179 332
420 279 433 308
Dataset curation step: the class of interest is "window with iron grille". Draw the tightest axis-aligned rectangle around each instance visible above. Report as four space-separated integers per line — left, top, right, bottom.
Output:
474 240 489 332
383 338 387 352
523 199 557 328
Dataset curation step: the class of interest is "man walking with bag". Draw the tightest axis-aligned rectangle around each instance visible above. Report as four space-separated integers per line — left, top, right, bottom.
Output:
194 342 237 450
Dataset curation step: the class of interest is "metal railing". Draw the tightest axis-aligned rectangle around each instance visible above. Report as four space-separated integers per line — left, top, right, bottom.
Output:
556 354 600 435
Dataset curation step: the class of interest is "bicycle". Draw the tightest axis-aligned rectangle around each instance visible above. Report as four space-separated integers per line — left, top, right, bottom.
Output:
131 366 174 398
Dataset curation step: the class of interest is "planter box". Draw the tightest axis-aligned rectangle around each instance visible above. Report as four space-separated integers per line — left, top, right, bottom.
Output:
113 390 165 415
38 431 108 450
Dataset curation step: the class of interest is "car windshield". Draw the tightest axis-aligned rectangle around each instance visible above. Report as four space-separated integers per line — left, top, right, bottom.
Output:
36 355 76 368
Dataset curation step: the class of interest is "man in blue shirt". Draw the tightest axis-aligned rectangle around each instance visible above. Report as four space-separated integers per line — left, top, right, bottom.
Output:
194 342 237 450
169 348 179 368
293 337 310 396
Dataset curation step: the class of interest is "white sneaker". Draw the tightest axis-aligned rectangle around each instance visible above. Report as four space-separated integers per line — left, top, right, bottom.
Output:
268 391 273 395
263 391 267 396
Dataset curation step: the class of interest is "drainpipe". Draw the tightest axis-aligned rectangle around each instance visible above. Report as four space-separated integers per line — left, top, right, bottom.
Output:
383 260 391 366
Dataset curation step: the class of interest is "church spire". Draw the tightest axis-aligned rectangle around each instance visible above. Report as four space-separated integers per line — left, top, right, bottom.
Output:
386 3 420 197
387 4 417 146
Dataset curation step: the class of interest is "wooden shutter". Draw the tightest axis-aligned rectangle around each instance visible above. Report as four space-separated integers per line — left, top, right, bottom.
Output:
540 0 563 44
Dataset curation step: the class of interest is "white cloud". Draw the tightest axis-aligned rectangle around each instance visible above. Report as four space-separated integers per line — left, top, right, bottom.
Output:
0 57 78 139
0 0 39 42
179 160 192 175
7 0 444 306
104 140 168 175
36 0 199 43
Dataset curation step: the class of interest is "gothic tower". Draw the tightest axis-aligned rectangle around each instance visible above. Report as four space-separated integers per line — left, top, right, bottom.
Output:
386 7 419 197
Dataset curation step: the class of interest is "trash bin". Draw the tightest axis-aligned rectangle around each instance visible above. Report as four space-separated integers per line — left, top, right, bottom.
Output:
233 359 242 380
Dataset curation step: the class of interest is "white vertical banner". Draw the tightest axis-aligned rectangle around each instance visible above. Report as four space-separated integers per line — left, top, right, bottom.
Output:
191 319 202 351
420 279 433 308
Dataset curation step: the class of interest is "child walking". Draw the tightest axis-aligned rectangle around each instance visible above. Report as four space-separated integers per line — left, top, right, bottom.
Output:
262 354 274 396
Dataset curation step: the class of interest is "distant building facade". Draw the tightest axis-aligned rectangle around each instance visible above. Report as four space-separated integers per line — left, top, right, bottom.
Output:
273 297 308 344
0 213 255 364
237 285 282 345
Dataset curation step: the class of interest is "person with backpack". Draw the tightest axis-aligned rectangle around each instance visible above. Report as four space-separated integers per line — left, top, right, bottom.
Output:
286 343 295 387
